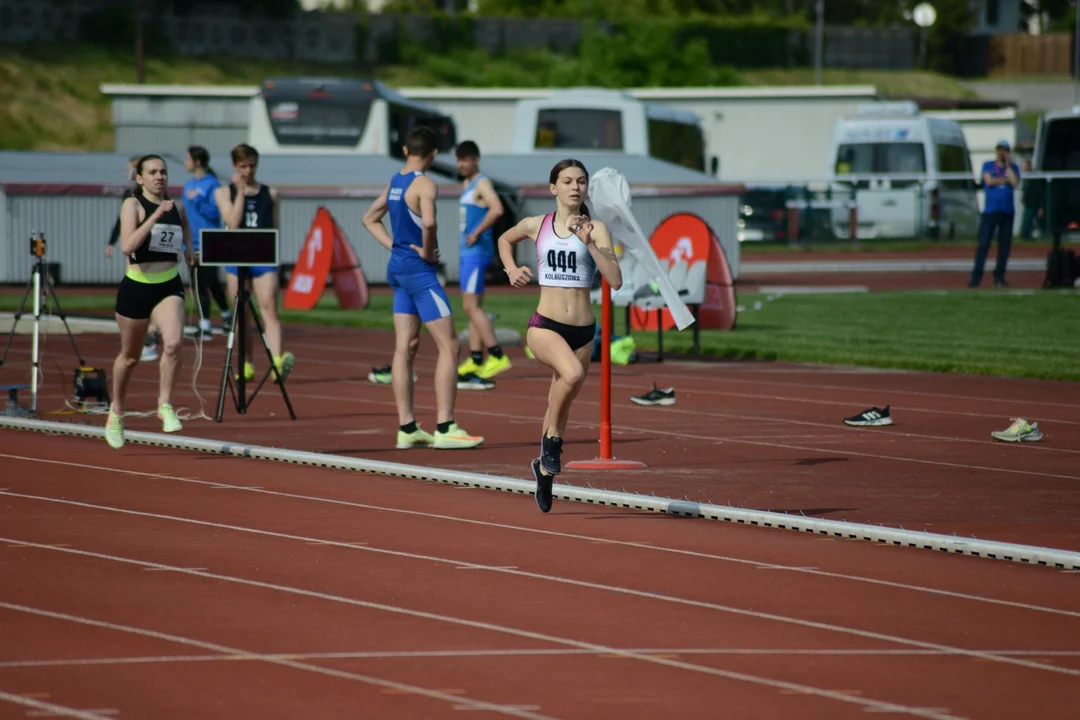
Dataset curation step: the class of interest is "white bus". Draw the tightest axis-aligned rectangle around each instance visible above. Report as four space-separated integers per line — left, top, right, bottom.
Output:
511 88 708 173
249 77 457 158
828 101 979 239
1033 104 1080 232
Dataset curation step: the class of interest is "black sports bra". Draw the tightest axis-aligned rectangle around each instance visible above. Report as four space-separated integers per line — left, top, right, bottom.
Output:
129 192 183 265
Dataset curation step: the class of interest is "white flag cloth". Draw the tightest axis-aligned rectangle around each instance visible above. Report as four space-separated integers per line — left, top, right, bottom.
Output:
588 167 696 331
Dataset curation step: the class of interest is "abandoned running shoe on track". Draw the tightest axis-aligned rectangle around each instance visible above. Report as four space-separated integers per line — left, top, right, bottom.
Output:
630 383 676 406
843 405 893 427
367 365 418 385
991 418 1043 443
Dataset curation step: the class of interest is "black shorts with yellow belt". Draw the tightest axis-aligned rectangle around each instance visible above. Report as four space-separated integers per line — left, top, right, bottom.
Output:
115 266 185 320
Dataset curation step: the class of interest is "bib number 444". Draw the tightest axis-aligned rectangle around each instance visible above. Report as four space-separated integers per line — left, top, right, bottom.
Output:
547 249 577 274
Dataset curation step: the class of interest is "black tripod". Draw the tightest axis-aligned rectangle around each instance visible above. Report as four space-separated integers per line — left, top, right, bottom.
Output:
215 267 297 421
1 241 87 413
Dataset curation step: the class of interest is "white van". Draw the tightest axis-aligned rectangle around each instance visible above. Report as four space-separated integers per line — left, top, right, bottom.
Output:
828 101 980 239
1032 104 1080 233
511 88 708 173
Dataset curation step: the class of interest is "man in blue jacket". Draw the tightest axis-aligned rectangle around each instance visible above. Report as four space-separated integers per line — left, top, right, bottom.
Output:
182 146 231 337
970 140 1020 288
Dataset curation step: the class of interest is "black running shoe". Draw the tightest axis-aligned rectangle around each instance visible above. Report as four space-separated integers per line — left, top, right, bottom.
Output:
843 405 893 427
532 457 553 513
630 383 676 406
540 435 563 475
457 372 495 390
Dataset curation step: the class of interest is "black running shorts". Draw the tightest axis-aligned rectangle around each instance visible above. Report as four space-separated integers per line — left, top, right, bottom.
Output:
528 312 596 351
115 271 185 320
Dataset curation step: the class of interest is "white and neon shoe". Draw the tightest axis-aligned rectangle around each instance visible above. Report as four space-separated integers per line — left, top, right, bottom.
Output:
991 418 1043 443
158 403 183 433
433 423 484 449
105 409 125 449
396 424 436 449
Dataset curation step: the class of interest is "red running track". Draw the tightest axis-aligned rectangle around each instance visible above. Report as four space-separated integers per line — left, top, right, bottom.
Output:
4 322 1077 550
1 431 1079 719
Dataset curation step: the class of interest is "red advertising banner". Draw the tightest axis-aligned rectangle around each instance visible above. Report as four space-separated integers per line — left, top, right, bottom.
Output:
283 207 369 311
631 212 736 332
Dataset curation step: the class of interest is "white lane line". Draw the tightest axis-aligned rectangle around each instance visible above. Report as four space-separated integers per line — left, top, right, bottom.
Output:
0 692 116 720
287 390 1080 483
3 648 1080 671
0 602 555 720
0 552 966 720
2 495 1078 683
3 453 1075 620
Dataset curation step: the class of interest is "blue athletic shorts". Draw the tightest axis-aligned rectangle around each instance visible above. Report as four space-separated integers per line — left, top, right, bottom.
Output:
459 255 491 295
225 265 277 279
389 271 452 323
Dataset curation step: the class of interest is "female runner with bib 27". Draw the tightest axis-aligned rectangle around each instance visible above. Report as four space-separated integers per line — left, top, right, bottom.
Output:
497 159 622 513
106 154 196 449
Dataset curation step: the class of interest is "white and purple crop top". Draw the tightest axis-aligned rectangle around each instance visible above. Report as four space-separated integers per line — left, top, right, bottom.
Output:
535 213 596 289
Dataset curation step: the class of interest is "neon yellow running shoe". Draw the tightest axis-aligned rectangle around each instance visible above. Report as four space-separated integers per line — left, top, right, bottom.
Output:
991 418 1043 443
524 346 535 360
158 403 182 433
476 354 512 379
234 361 255 382
105 409 125 449
457 357 481 376
273 352 295 384
396 424 436 449
433 423 484 449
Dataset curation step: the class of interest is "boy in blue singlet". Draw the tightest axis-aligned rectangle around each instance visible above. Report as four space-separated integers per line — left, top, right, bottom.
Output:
362 126 484 450
454 140 510 381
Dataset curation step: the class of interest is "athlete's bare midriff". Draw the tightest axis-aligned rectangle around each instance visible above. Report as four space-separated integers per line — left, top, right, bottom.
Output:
536 286 594 327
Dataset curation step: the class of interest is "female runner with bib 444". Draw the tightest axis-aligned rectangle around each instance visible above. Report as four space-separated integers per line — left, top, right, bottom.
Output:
497 159 622 513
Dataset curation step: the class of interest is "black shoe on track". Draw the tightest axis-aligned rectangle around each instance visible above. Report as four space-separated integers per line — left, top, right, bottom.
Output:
843 405 893 427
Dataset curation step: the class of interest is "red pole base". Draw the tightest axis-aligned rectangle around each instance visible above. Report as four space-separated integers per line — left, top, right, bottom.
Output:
569 278 647 472
565 458 648 470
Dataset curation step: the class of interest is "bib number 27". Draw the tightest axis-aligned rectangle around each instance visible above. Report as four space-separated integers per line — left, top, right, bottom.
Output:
547 249 577 274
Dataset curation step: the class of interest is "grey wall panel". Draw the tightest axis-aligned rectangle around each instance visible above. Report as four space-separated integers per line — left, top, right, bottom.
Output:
4 195 128 285
0 193 735 285
115 127 249 161
0 190 9 283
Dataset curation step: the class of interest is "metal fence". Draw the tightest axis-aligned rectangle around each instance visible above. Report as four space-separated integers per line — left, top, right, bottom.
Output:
0 186 741 287
728 171 1080 245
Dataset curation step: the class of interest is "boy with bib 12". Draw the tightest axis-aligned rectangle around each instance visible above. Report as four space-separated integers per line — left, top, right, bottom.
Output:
362 126 484 450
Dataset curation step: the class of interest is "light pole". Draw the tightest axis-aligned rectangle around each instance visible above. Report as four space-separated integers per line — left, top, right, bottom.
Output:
134 0 145 84
814 0 824 86
1073 0 1079 104
913 3 937 71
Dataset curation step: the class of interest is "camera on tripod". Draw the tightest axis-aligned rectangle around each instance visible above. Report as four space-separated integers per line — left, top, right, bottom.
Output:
29 231 47 259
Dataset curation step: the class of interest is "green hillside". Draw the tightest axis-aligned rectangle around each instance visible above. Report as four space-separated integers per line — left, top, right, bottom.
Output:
0 43 980 152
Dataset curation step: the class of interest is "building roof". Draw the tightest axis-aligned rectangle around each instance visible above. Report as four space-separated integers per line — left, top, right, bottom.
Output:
0 151 185 185
0 151 457 188
462 152 723 189
0 150 730 194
